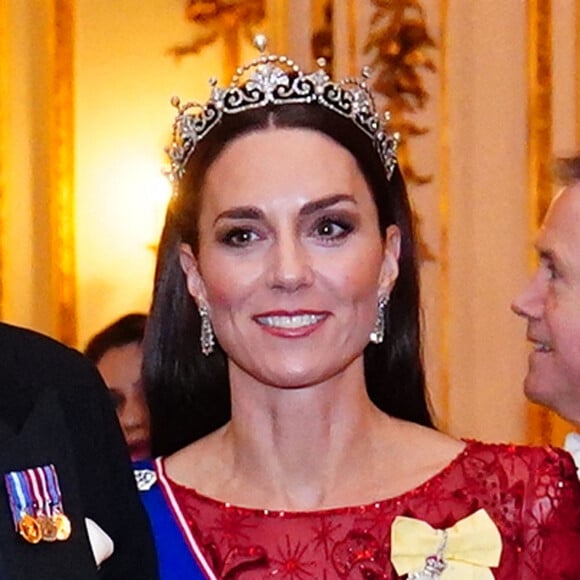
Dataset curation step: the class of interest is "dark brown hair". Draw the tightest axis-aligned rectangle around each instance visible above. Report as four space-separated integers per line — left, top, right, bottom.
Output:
85 313 147 363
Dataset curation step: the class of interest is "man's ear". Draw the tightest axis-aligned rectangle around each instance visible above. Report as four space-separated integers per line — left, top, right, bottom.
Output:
178 243 208 307
378 225 401 297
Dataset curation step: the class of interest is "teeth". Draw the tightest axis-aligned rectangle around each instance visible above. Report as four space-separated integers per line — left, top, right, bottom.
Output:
258 314 324 329
533 342 552 353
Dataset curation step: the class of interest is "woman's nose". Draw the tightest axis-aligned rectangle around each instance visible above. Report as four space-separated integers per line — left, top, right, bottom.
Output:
268 236 314 291
120 391 150 434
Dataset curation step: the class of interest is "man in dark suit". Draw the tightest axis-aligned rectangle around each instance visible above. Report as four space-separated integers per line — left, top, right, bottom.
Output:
0 322 158 579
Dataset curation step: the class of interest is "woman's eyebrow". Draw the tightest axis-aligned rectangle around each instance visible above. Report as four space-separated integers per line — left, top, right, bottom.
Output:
213 194 356 225
213 206 264 225
299 194 357 217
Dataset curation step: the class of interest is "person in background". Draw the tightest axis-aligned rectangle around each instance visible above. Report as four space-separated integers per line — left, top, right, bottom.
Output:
137 37 580 579
512 154 580 474
85 313 151 461
0 322 158 579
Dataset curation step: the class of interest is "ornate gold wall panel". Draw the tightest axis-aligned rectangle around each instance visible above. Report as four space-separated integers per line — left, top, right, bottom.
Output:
526 0 553 444
265 0 289 54
346 0 357 76
437 0 450 431
0 1 7 319
577 0 580 146
311 0 333 72
527 0 553 226
48 0 77 346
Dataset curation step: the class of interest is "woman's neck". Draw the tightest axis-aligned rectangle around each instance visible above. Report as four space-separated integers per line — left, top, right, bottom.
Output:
211 366 394 509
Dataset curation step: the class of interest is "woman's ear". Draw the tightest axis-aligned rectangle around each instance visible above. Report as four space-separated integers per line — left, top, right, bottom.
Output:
379 225 401 297
179 243 208 307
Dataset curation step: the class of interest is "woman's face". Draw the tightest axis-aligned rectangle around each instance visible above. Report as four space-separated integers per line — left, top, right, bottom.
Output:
180 128 400 390
97 342 151 460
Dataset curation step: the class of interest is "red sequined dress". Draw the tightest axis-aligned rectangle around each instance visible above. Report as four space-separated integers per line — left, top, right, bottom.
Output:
156 441 580 578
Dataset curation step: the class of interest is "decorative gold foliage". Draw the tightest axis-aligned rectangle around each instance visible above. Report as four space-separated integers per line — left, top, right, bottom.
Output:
169 0 265 60
365 0 436 187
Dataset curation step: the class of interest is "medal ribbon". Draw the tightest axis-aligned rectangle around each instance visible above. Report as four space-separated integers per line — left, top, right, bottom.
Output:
5 464 70 543
4 470 35 529
36 466 54 517
43 464 64 515
25 467 46 518
4 465 65 528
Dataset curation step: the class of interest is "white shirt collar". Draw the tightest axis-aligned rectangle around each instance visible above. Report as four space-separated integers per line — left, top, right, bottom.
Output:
563 432 580 480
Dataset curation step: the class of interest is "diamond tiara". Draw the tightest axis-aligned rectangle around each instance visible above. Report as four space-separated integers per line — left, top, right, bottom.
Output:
165 34 399 187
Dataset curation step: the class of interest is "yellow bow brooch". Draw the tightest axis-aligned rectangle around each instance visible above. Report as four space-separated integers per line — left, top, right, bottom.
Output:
391 509 502 579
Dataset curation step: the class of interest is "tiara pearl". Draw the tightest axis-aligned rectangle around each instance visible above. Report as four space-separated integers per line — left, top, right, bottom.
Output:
164 35 399 188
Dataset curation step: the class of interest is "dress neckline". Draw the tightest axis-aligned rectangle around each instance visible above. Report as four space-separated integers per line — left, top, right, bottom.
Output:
159 439 478 516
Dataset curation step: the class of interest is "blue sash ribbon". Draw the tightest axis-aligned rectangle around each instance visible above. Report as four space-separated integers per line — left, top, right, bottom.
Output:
134 460 207 579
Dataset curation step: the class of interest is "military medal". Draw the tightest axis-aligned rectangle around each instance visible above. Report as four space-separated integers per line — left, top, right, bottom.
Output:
17 513 42 544
5 464 71 543
38 513 58 542
42 463 72 541
54 513 71 540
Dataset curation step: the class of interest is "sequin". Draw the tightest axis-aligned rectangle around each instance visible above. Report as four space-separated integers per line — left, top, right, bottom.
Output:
165 441 580 578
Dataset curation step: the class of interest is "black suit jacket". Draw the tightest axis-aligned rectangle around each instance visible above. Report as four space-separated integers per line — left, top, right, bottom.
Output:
0 323 158 579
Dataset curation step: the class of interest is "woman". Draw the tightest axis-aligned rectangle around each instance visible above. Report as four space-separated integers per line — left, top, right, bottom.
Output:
86 313 151 461
138 38 580 579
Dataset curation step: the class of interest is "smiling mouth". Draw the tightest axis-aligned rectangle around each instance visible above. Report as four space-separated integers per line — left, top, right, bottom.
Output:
256 313 327 329
530 340 553 353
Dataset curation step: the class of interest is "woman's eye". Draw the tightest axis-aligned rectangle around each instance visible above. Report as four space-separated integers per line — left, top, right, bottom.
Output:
221 228 260 247
313 218 354 240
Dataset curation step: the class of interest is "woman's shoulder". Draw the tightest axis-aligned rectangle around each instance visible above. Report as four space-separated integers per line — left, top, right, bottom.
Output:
463 439 577 471
398 433 579 493
455 440 580 500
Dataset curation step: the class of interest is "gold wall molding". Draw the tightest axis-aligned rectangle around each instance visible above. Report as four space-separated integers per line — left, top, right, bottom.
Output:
311 0 333 73
437 0 450 431
311 0 356 76
265 0 288 54
577 0 580 146
345 0 357 76
48 0 77 345
526 0 553 444
525 0 576 445
0 0 7 320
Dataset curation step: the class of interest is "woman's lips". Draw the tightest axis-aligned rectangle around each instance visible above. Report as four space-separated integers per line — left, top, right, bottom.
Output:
254 311 329 338
128 440 151 461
